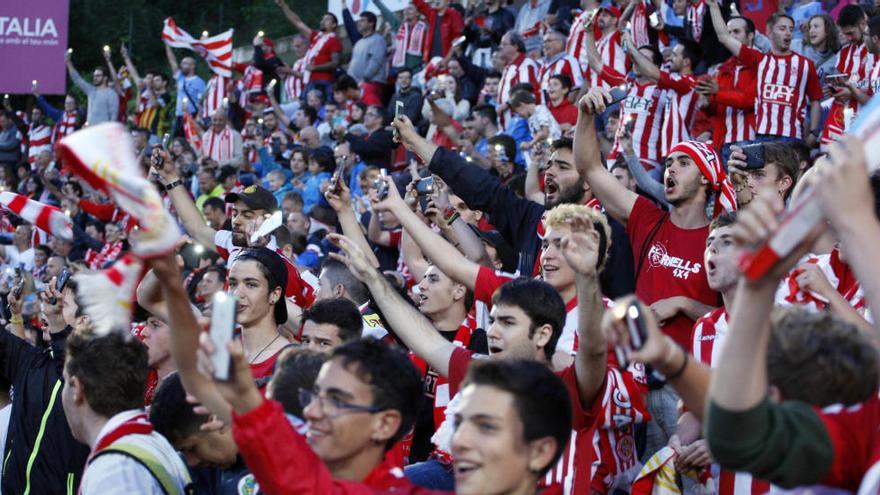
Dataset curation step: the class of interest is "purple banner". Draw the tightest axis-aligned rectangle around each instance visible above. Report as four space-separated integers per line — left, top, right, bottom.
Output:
0 0 70 95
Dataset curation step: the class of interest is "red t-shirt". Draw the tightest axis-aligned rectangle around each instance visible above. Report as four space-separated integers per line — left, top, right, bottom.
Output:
250 348 281 382
307 31 343 82
447 347 601 494
548 99 579 127
818 395 880 493
626 196 720 348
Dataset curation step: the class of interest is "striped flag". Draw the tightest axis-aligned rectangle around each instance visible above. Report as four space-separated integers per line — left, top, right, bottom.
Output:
161 17 234 78
0 192 73 241
182 111 203 157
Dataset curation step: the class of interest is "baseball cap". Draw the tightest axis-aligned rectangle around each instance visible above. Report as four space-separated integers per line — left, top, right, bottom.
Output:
472 227 518 274
226 185 278 213
236 247 289 325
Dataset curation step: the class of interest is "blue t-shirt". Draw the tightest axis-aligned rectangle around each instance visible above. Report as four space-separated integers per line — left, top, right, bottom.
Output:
175 71 206 116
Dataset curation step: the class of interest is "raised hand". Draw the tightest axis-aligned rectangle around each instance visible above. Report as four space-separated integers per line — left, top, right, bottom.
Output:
560 214 601 277
601 296 672 368
324 177 353 213
327 233 379 283
368 174 406 213
578 87 613 115
391 115 419 148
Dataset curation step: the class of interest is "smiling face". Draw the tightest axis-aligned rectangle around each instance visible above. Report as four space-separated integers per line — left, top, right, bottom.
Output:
663 152 708 207
197 270 224 299
540 224 576 297
451 385 541 495
704 224 740 293
416 266 465 319
290 151 308 175
228 259 279 327
542 32 565 59
543 147 586 209
302 358 381 465
546 78 567 103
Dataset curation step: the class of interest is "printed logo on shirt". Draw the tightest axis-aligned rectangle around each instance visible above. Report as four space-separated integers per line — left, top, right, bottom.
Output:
616 435 635 463
625 95 654 113
647 241 702 280
761 84 795 105
238 474 260 494
698 334 716 341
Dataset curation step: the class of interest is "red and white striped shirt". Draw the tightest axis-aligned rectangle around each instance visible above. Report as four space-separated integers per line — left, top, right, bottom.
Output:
588 31 628 91
708 57 757 148
201 127 236 162
498 53 540 128
391 20 428 68
738 45 823 139
26 124 51 164
539 53 585 102
566 10 593 73
200 74 231 120
691 308 771 495
822 41 875 147
284 57 308 102
657 72 699 157
630 1 652 49
603 68 667 169
686 0 707 42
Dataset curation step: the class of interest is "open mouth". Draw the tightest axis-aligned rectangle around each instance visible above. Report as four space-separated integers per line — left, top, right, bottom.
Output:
455 462 481 480
664 176 676 193
488 345 503 354
542 264 558 274
417 294 428 307
545 180 559 196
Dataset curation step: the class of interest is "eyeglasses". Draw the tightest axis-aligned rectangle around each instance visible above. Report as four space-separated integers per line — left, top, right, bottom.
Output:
298 388 386 417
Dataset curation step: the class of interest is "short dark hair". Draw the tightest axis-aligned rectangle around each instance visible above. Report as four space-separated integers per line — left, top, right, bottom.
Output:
485 71 502 81
762 142 800 200
462 359 572 476
203 196 226 213
678 40 702 69
729 15 756 36
368 105 388 125
153 73 171 86
301 298 363 342
638 44 663 66
509 82 534 96
35 244 52 256
492 279 565 362
503 30 527 53
709 211 737 231
311 146 336 174
320 258 370 305
767 12 795 29
149 372 206 445
487 134 517 164
549 74 573 90
269 347 327 417
396 67 413 78
360 11 378 27
869 15 880 39
838 4 865 27
473 105 498 126
300 106 319 125
334 74 359 92
509 90 537 109
550 137 573 154
65 332 149 418
331 339 423 449
768 306 879 406
324 12 340 26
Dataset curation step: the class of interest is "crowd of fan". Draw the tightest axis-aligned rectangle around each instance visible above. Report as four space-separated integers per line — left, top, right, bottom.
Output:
0 0 878 493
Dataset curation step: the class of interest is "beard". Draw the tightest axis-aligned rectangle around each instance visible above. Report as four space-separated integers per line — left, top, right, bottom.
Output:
232 231 248 247
545 178 586 209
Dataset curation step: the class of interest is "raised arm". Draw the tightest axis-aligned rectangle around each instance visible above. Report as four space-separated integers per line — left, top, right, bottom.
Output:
574 89 638 225
136 269 170 322
373 0 402 32
149 254 233 425
102 49 124 96
374 178 482 291
706 0 741 56
152 148 217 249
164 43 180 76
329 234 456 376
274 0 314 38
66 54 95 96
324 181 381 268
561 214 609 409
583 26 606 75
120 43 142 87
624 33 661 82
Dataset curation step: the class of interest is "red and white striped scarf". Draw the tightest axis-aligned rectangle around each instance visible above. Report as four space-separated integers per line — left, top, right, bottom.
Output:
202 127 235 162
284 57 308 101
86 240 125 270
392 21 428 68
686 0 706 42
27 124 52 164
201 74 231 120
303 32 335 80
53 111 79 143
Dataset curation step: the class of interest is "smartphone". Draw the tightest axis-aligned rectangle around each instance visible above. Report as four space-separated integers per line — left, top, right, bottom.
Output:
331 157 346 193
393 101 404 140
740 143 765 170
416 177 435 212
825 73 848 86
613 301 649 370
209 292 237 381
374 169 389 199
649 12 661 29
452 35 467 48
48 269 71 305
267 78 278 91
609 84 628 106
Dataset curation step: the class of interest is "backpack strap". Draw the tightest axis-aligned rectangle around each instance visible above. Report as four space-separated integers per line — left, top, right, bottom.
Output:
91 442 193 495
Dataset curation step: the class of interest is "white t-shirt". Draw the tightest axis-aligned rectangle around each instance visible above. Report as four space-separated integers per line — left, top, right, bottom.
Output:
528 105 562 141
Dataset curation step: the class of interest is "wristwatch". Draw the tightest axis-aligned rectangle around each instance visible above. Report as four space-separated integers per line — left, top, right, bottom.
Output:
163 179 183 192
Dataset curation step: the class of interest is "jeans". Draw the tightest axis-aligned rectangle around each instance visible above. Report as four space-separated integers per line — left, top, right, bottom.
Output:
640 384 680 463
404 458 455 490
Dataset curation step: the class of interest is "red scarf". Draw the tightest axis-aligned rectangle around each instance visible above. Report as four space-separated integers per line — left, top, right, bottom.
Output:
686 0 706 42
392 21 427 67
53 111 79 143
